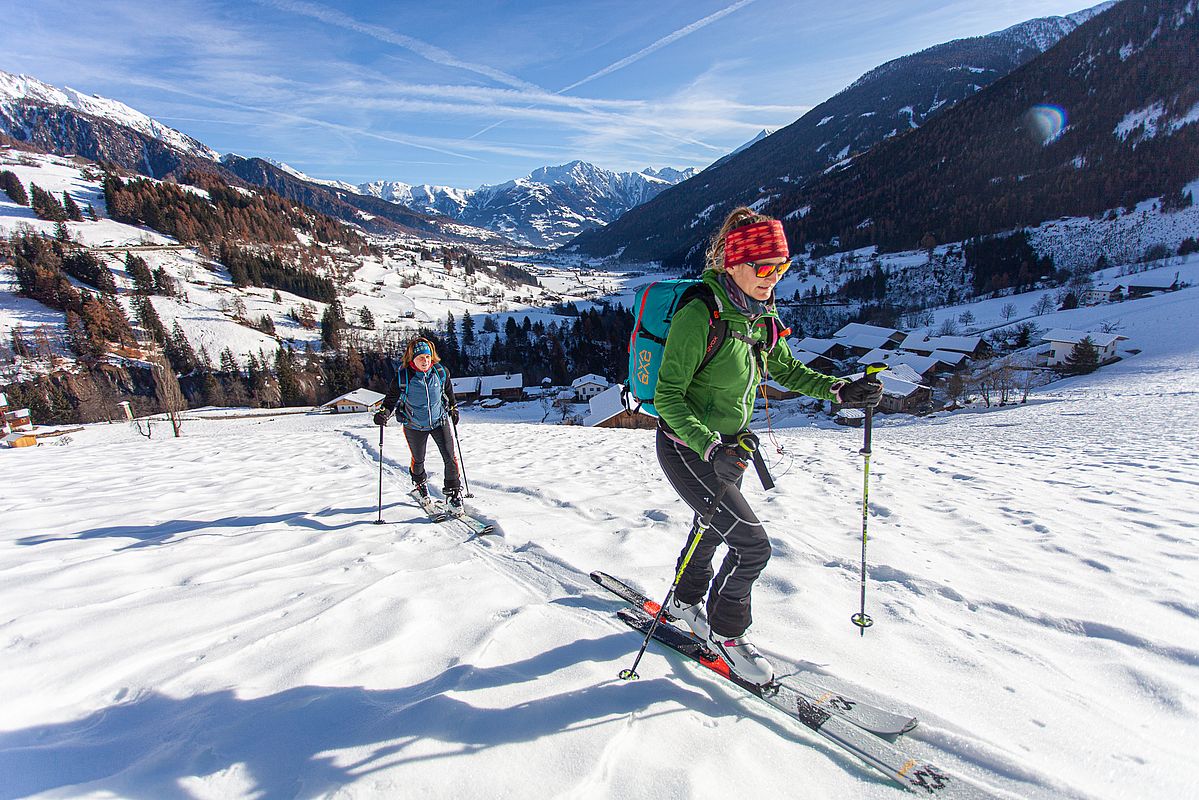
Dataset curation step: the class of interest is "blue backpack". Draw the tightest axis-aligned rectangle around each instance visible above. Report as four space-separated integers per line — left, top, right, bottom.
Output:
623 280 727 418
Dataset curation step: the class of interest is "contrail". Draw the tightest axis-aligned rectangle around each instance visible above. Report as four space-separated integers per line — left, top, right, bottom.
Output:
559 0 757 92
467 0 756 144
253 0 543 93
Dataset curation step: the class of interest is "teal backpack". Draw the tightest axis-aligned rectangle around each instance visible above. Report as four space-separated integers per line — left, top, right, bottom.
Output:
623 280 727 418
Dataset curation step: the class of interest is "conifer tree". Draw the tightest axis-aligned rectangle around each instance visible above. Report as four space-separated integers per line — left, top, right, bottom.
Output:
164 321 199 375
126 253 154 294
0 170 29 205
133 295 168 343
1063 337 1100 375
30 183 68 222
321 305 343 350
275 346 304 406
62 192 84 221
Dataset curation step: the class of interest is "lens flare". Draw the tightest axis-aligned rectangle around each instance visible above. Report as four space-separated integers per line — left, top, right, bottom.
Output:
1026 104 1067 144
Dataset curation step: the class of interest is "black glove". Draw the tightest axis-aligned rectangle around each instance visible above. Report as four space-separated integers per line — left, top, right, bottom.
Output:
837 375 884 408
449 406 460 425
709 432 758 486
373 409 391 426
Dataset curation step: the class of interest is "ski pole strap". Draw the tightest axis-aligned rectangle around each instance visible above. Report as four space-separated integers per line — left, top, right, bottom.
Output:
752 447 774 490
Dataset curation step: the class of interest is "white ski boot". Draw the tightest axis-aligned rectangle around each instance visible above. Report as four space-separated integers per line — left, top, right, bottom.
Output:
707 630 774 685
667 596 710 639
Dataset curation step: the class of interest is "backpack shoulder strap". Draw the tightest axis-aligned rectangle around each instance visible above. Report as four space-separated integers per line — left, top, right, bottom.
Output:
679 283 727 377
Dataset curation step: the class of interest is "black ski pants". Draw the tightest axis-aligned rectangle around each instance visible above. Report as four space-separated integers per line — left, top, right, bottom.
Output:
404 424 460 492
656 429 771 638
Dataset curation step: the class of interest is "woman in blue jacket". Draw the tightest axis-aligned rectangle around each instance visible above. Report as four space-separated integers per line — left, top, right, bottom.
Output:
374 337 462 508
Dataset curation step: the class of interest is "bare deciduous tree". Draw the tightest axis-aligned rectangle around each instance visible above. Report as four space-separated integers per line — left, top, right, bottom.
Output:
151 354 186 437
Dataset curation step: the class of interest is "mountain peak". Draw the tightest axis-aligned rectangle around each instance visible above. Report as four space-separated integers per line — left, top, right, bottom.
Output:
0 69 219 161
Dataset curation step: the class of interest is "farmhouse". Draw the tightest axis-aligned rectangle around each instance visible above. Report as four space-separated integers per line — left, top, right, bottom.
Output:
1123 273 1179 299
571 374 610 401
480 373 524 401
451 376 482 403
1039 329 1127 367
321 388 385 414
833 323 906 346
900 334 988 359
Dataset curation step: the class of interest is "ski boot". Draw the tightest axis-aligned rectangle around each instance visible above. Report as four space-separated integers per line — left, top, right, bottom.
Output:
707 630 774 685
445 487 465 513
413 481 429 500
667 595 710 639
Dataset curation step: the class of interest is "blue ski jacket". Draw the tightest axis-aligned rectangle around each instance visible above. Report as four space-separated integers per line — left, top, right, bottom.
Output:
381 363 457 431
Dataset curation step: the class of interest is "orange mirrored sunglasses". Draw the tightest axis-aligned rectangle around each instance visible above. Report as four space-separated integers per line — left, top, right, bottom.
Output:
743 259 791 278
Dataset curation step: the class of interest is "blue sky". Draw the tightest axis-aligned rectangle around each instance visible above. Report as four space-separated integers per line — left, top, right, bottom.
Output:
3 0 1099 188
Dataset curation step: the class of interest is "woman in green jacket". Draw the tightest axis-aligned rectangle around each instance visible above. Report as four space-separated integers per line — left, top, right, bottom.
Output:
655 207 882 684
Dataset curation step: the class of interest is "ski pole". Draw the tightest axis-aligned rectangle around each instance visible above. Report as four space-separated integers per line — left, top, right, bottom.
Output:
620 484 728 681
851 363 886 634
374 424 386 525
450 416 473 498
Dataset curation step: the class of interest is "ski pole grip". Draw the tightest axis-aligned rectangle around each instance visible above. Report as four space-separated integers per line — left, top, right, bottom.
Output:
860 363 885 455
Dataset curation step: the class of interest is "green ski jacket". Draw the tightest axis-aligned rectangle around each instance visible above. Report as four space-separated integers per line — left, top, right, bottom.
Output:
656 270 841 458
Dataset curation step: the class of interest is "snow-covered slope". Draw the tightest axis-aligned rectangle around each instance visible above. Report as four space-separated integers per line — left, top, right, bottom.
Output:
1 279 1196 798
0 148 602 377
0 71 220 162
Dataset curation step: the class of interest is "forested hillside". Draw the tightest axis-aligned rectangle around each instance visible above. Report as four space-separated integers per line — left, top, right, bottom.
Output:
771 0 1198 256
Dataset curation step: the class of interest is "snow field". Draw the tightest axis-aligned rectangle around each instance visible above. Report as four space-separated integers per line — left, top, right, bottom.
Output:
5 286 1198 799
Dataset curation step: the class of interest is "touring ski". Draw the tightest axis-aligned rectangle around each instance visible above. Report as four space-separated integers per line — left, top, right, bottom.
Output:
592 571 916 737
444 504 496 536
410 488 452 523
617 609 996 797
409 488 495 535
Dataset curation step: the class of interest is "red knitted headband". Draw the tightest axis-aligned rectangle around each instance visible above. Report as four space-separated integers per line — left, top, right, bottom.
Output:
723 219 788 269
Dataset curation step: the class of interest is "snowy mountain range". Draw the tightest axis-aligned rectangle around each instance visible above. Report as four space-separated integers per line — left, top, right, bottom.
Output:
0 70 694 248
358 160 698 249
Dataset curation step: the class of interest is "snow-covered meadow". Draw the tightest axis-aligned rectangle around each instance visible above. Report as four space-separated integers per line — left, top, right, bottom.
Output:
2 280 1197 799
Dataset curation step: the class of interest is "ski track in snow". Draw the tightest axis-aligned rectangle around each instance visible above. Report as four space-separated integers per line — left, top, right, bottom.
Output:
3 290 1199 798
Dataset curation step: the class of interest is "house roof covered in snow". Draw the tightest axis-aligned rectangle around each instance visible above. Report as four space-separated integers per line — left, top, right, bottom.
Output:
322 388 384 408
452 376 482 394
571 374 609 389
791 337 842 355
1042 329 1127 347
834 322 902 340
480 373 523 395
583 384 626 426
840 332 893 351
911 334 984 354
856 349 941 375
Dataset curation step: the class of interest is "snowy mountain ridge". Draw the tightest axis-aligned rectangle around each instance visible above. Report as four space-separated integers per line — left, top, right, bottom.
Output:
0 71 220 162
360 159 699 248
0 69 691 247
